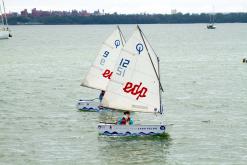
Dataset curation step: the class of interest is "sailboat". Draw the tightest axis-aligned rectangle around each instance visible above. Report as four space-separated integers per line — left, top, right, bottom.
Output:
207 14 216 29
98 25 166 136
207 6 216 29
77 26 126 111
0 0 12 39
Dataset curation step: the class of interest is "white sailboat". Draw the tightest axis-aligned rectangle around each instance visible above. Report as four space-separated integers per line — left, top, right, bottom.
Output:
98 25 166 136
207 5 216 29
207 14 216 29
0 0 12 39
77 26 126 111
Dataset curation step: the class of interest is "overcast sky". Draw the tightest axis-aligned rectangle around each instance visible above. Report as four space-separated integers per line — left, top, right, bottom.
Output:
3 0 247 14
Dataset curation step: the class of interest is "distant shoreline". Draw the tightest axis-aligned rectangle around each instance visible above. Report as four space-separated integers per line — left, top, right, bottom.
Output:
7 13 247 25
10 23 247 26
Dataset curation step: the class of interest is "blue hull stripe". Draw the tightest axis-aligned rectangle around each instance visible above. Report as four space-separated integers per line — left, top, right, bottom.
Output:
101 131 164 136
78 107 99 112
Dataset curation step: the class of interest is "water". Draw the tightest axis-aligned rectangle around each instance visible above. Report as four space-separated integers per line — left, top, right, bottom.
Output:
0 24 247 164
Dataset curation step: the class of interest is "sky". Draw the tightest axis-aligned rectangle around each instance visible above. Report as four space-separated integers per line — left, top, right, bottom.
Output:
3 0 247 14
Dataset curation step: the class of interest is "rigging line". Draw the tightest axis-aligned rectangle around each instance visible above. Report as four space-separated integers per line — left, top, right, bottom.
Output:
140 29 160 60
117 25 126 46
140 30 163 84
137 25 164 92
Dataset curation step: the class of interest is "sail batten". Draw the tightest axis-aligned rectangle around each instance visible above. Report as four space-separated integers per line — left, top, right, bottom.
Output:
102 26 163 114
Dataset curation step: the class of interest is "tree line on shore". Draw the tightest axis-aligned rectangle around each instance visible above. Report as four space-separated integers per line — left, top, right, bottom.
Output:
8 13 247 25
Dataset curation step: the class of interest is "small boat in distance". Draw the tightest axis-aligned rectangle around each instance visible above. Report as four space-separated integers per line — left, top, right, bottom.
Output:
207 7 216 29
98 25 165 136
77 26 126 112
0 0 12 39
207 23 216 30
0 27 10 39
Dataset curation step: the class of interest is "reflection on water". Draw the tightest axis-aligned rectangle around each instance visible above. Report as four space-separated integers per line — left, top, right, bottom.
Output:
98 133 171 165
98 110 121 123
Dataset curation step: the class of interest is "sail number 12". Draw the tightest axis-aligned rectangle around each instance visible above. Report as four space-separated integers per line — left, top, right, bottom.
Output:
116 58 130 77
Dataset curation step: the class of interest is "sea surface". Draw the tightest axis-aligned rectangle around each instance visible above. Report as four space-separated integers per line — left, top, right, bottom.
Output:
0 24 247 165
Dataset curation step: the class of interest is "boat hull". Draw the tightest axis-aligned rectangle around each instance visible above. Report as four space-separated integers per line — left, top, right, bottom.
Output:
207 25 216 29
0 30 9 39
98 124 166 136
77 99 100 112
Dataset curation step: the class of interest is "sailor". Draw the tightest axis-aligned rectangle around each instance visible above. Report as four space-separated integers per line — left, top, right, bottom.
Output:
99 90 105 102
116 111 134 125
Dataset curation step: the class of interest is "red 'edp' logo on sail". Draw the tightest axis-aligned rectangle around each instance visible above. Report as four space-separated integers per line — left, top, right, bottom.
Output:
102 69 113 79
123 82 148 100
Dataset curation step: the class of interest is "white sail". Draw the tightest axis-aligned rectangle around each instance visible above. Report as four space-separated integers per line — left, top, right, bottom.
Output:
102 26 163 113
0 2 4 27
81 26 125 90
1 0 7 26
0 0 11 39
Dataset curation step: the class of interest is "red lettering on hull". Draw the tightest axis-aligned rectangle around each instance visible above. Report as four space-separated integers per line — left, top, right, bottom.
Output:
123 82 148 100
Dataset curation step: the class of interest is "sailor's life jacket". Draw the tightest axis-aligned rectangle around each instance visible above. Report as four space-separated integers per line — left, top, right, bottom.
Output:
116 117 134 125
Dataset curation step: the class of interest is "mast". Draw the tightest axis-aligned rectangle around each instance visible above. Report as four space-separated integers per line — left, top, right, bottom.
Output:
212 4 215 25
1 0 8 26
0 3 4 27
212 13 215 25
157 56 163 114
209 1 215 25
117 25 126 46
209 14 212 24
137 25 164 113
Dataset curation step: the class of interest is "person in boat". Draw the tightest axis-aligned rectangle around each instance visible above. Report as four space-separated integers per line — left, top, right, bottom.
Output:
116 111 134 125
243 58 246 63
99 90 105 102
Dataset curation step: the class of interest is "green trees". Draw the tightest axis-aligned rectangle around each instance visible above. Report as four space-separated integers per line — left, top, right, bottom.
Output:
8 13 247 25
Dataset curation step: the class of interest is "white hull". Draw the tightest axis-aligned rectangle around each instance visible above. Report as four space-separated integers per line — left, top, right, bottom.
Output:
98 124 166 136
0 30 9 39
77 99 100 112
207 24 216 29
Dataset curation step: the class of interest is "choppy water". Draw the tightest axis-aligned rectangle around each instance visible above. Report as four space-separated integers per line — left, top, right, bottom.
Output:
0 24 247 165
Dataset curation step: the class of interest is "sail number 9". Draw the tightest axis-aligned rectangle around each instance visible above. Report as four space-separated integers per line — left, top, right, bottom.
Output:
116 58 130 77
100 51 110 66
